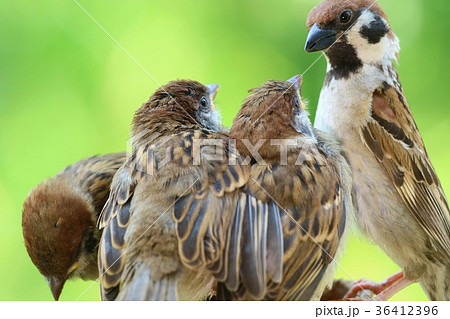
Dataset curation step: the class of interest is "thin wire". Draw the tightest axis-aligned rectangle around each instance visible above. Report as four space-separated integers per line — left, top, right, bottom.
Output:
75 178 200 301
72 0 381 301
250 0 379 126
70 1 202 301
71 0 201 126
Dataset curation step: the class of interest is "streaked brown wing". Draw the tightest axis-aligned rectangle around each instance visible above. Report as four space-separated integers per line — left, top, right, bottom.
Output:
210 191 285 299
62 153 126 177
99 130 242 300
98 163 136 300
362 85 450 264
272 195 345 300
98 144 163 300
216 144 346 300
61 153 127 214
172 134 282 299
259 156 345 300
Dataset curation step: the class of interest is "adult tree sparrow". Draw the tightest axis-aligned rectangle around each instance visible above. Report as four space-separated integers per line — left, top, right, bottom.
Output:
305 0 450 300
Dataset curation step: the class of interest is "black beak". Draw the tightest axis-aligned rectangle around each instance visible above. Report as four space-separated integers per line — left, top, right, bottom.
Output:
45 275 66 301
287 75 302 93
206 84 220 101
305 23 337 52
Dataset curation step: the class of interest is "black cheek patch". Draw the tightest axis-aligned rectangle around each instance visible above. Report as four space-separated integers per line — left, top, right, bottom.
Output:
360 14 389 44
325 35 363 83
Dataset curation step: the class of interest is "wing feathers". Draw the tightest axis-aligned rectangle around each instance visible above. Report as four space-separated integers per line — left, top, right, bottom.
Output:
240 195 267 299
364 86 450 264
116 266 178 301
266 202 284 283
222 196 244 289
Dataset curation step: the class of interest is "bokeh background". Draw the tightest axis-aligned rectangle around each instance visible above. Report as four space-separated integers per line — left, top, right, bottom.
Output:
1 0 449 301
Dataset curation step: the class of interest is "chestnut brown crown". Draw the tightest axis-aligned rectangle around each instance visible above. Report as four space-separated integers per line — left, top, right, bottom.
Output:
306 0 387 29
22 178 96 299
132 80 220 139
22 179 94 276
22 153 125 300
230 76 308 160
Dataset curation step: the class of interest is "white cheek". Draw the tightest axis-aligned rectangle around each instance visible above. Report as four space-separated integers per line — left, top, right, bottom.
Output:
347 31 389 63
346 11 389 64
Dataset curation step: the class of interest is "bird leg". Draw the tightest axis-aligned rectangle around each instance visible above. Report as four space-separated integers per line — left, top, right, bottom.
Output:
343 271 413 300
374 275 415 301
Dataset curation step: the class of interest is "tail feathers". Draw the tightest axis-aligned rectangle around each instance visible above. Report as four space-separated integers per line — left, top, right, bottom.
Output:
117 265 178 301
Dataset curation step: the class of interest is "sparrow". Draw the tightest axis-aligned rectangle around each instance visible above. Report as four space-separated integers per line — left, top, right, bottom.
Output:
98 79 269 300
305 0 450 300
221 76 352 300
22 152 127 300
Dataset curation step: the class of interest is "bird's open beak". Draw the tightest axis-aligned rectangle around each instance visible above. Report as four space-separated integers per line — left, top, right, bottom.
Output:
45 275 66 301
206 84 220 101
305 23 337 52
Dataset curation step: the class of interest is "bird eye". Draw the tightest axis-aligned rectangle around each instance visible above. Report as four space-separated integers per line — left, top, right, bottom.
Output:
339 10 352 24
200 97 208 109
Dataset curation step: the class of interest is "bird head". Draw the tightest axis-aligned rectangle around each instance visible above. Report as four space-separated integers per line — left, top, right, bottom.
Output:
230 75 312 160
305 0 399 77
22 178 98 300
132 80 222 137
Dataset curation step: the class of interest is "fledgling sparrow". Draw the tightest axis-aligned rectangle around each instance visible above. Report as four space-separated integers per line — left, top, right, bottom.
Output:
305 0 450 300
22 153 126 300
221 76 352 300
98 80 270 300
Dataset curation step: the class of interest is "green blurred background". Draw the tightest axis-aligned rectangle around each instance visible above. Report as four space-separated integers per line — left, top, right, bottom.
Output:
1 0 448 301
